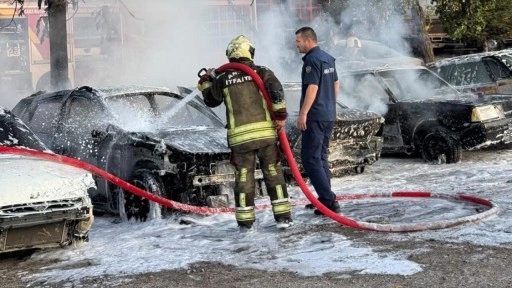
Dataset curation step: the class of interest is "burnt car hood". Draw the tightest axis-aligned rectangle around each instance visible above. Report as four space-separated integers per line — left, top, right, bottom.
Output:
285 109 384 144
332 108 384 140
152 127 230 154
404 93 499 106
0 154 95 208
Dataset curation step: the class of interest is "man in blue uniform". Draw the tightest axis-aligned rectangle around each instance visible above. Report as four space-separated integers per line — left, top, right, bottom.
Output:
295 26 341 215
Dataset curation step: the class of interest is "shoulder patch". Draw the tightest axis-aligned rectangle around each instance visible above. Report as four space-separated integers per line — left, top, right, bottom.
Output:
305 66 312 73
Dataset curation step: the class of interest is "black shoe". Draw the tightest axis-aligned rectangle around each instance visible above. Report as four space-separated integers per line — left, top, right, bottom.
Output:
239 222 255 232
314 201 341 216
330 201 341 213
305 203 314 209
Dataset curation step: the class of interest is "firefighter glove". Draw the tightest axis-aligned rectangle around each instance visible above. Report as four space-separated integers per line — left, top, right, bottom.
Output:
273 108 288 121
197 68 216 92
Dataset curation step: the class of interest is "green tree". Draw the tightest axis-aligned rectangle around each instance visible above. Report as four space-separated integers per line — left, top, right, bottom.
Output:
482 0 512 41
431 0 496 41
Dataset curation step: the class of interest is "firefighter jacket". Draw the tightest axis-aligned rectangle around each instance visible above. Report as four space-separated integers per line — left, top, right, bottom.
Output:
201 61 287 152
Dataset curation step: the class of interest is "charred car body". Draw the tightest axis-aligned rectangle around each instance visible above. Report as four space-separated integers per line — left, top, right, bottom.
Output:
12 86 236 221
0 107 94 253
281 83 384 177
339 66 512 163
427 49 512 95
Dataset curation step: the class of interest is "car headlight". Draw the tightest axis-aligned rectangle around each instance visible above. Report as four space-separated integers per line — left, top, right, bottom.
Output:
471 105 505 122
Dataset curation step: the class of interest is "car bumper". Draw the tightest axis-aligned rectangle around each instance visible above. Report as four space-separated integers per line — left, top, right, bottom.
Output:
284 136 383 177
460 119 512 149
328 136 384 176
192 160 263 187
0 206 93 253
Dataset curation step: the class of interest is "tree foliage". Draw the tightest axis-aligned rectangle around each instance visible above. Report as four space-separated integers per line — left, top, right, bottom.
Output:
319 0 417 28
481 0 512 40
431 0 512 41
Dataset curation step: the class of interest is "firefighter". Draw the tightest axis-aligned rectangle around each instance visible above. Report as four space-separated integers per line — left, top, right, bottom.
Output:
197 35 293 231
346 36 363 57
342 36 364 70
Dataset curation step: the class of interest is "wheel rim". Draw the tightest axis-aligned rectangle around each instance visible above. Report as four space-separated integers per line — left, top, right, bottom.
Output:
423 135 449 161
123 179 151 221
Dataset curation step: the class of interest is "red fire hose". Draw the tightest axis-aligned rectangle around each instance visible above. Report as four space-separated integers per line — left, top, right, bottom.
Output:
0 63 498 231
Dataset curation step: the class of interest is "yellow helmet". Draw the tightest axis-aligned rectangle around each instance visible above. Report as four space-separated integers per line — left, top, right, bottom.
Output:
226 35 255 61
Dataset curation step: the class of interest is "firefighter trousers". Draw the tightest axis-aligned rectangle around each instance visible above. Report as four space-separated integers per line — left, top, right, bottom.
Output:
231 142 291 227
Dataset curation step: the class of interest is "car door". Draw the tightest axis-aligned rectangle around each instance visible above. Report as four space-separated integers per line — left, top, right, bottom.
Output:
484 57 512 94
23 97 62 149
54 94 107 167
451 61 497 94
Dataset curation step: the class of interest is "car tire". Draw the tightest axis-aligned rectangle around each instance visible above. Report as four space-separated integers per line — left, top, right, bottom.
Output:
421 131 461 164
119 170 166 222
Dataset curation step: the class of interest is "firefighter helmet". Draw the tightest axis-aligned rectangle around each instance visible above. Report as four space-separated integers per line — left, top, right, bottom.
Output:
226 35 255 61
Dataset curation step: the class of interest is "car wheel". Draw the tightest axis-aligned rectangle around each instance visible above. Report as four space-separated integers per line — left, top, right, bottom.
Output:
421 131 461 164
119 170 166 222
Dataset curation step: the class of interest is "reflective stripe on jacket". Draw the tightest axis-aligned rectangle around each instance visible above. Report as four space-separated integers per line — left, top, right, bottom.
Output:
202 61 285 150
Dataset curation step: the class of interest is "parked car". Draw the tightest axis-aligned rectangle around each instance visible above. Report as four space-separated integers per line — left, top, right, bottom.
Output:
0 106 94 253
280 83 384 177
178 84 385 178
427 49 512 95
338 65 512 163
12 86 236 222
327 38 424 71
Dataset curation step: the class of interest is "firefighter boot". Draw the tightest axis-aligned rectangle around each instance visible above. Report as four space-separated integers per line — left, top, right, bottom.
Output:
272 199 293 229
236 206 255 232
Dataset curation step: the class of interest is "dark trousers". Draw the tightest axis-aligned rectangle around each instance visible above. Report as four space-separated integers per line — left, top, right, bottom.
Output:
300 120 336 207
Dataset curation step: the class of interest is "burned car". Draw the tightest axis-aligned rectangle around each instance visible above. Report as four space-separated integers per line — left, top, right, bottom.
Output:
281 83 384 177
0 106 94 253
12 86 236 221
427 49 512 95
339 65 512 163
327 38 424 71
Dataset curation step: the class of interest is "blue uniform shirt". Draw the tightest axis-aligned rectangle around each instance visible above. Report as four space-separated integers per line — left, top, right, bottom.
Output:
300 46 338 121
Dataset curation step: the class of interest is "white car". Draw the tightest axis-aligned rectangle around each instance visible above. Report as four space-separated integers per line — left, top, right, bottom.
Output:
0 107 95 253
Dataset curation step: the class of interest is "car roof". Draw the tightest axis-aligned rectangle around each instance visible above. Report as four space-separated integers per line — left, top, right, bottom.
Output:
21 85 179 104
339 65 430 75
95 85 175 97
428 48 512 67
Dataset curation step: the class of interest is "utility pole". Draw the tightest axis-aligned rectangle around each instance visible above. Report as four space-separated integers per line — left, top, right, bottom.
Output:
47 0 69 90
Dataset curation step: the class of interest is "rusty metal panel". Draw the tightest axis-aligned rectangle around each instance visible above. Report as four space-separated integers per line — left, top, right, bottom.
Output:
1 221 68 252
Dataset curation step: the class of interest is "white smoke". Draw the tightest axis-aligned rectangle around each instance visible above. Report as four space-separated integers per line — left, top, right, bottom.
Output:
0 0 425 115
